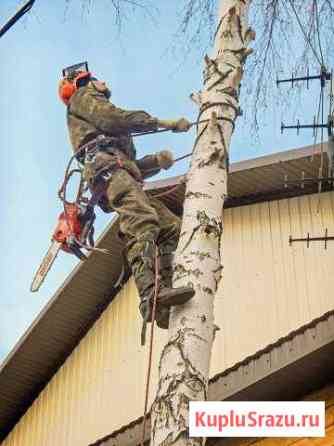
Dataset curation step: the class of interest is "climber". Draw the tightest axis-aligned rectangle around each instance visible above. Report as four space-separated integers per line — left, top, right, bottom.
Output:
58 62 194 329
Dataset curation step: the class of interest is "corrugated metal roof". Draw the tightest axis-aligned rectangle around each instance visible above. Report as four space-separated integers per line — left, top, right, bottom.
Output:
147 143 331 211
0 143 330 440
91 309 334 446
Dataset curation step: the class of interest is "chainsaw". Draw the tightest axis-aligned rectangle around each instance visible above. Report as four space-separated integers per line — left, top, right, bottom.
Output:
30 201 103 292
30 150 111 293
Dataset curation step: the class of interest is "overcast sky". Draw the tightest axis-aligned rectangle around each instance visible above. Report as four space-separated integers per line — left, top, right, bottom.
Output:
0 0 331 362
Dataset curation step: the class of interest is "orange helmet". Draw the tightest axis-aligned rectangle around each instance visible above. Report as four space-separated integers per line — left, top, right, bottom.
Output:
59 62 91 105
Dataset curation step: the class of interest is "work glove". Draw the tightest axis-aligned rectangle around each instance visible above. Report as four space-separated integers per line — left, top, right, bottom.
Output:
173 118 192 133
156 150 174 170
158 118 192 133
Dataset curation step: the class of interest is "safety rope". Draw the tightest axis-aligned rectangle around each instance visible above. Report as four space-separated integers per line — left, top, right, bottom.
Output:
59 116 220 220
58 114 222 440
131 117 222 138
136 116 229 177
150 183 184 200
141 246 160 446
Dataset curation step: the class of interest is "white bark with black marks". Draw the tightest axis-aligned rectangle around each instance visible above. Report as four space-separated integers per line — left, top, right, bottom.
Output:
151 1 254 445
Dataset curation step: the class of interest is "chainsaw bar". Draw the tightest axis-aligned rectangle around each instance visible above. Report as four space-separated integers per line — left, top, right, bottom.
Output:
30 241 62 293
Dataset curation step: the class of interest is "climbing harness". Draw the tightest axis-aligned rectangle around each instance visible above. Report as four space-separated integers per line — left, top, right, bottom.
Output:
57 137 116 260
133 116 228 180
131 117 223 138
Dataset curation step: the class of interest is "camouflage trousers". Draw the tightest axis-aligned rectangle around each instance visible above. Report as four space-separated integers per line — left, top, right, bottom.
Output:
104 168 180 305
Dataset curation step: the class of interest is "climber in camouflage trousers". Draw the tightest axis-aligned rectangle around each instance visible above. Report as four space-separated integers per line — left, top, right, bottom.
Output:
58 63 194 329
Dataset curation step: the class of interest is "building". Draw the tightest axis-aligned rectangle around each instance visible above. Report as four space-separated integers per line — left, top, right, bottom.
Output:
1 143 334 446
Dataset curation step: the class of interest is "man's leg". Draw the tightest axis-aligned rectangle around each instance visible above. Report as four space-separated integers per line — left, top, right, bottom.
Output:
149 197 182 329
105 169 194 323
150 197 181 285
105 169 158 318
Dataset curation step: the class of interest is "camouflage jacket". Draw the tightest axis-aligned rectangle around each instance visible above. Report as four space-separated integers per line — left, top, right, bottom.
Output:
67 83 161 178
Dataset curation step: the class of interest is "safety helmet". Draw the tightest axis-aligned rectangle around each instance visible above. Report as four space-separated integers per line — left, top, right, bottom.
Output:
59 62 91 105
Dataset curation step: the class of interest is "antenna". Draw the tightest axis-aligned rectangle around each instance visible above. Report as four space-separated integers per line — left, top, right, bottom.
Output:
278 66 334 191
279 67 332 138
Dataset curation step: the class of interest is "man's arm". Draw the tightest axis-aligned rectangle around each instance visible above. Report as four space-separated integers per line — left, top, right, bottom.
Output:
70 87 192 135
136 150 174 179
70 88 159 135
136 155 161 179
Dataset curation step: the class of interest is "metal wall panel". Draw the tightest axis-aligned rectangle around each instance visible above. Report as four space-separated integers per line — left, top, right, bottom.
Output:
2 281 168 446
3 192 334 446
210 385 334 446
211 191 334 376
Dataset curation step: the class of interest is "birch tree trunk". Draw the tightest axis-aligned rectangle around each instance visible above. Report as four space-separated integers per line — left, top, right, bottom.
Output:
151 1 255 445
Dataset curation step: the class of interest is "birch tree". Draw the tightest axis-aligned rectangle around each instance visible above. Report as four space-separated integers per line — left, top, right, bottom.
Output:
151 1 254 445
150 0 334 445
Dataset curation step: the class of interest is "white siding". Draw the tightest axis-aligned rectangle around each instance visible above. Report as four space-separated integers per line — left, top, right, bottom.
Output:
4 192 334 446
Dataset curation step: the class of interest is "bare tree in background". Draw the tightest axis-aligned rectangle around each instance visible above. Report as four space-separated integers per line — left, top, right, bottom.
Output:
177 0 334 129
66 0 157 31
73 0 334 125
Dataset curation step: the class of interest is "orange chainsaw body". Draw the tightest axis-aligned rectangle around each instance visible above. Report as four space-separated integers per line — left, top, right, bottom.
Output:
52 203 82 253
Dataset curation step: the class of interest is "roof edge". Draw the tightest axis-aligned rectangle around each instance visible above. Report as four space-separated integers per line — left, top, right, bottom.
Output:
0 216 119 376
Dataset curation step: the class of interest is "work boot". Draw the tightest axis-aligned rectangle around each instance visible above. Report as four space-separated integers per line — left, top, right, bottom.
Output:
130 238 194 327
154 250 173 329
155 306 170 330
158 284 195 307
139 284 195 324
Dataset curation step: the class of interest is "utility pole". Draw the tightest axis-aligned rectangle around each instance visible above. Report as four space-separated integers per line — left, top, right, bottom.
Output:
0 0 35 39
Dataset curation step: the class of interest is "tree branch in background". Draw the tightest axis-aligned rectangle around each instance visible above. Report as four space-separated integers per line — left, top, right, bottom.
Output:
67 0 157 33
178 0 334 134
72 0 333 132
